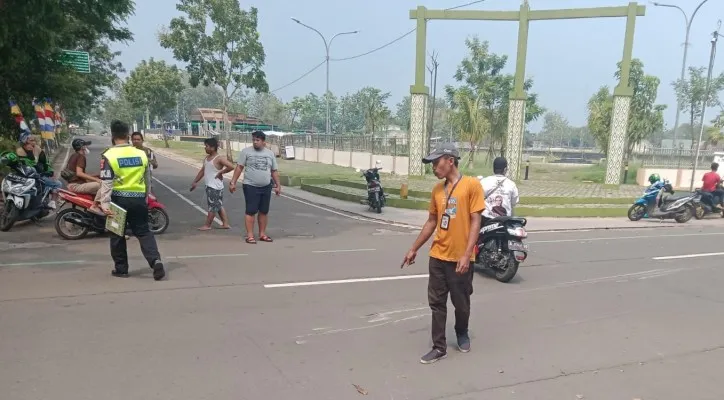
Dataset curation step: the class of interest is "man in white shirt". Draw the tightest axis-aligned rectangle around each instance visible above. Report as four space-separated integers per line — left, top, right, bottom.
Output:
479 157 519 219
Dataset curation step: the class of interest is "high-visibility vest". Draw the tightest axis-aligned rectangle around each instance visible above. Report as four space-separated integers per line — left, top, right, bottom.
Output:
104 145 148 197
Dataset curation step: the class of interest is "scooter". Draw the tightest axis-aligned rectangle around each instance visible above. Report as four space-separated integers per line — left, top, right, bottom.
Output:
474 216 529 283
358 162 386 214
627 180 695 223
693 185 724 219
0 152 52 231
54 189 169 240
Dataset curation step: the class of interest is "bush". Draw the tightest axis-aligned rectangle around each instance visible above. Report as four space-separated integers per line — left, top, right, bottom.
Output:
572 163 639 184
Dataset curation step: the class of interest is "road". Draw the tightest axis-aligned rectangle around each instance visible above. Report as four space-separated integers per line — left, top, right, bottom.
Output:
2 135 724 399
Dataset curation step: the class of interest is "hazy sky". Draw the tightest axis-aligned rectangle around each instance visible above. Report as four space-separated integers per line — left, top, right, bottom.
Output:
112 0 724 130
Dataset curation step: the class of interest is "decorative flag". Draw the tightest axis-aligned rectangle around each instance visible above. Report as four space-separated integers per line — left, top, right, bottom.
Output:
43 99 56 139
9 100 31 134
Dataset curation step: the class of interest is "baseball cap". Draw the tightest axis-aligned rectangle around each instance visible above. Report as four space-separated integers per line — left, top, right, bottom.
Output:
71 138 91 150
493 157 508 171
422 143 460 164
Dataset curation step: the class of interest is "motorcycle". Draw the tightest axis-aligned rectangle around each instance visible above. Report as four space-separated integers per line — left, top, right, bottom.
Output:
358 164 386 214
627 180 695 223
474 216 529 283
54 189 169 240
0 152 52 231
693 186 724 219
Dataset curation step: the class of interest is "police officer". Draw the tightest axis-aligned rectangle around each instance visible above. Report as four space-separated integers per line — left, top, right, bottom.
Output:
95 120 165 281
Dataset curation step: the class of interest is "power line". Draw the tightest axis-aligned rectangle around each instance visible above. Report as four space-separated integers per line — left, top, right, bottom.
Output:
446 0 486 11
270 59 326 93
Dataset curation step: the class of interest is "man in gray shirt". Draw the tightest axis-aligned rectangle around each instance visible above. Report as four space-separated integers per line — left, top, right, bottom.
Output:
230 130 281 243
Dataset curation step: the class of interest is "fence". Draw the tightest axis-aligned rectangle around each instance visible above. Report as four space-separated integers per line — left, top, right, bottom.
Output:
639 147 714 169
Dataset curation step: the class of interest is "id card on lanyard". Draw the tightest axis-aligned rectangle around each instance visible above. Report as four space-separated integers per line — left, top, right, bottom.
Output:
440 175 462 231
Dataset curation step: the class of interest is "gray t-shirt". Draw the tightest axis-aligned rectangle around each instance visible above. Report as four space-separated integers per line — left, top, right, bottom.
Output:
238 146 278 187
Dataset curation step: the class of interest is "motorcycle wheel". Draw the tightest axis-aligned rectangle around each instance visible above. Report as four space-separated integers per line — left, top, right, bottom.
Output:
674 204 694 223
54 208 90 240
0 202 20 232
627 204 646 221
374 193 382 214
148 207 169 234
694 204 705 220
495 255 519 283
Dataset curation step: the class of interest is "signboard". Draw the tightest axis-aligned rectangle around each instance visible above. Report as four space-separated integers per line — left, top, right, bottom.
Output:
60 50 90 73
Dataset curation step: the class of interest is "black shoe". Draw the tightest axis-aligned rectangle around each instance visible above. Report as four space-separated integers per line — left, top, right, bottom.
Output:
152 260 165 281
457 333 471 353
420 348 447 364
111 270 129 278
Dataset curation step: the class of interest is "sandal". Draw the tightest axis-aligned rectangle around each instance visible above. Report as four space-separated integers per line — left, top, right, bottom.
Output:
259 235 273 243
245 236 257 244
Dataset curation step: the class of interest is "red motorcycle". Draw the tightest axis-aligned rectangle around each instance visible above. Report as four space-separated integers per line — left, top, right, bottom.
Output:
54 189 170 240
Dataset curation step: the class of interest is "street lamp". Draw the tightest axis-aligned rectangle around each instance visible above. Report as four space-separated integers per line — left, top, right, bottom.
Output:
291 18 358 135
651 0 710 148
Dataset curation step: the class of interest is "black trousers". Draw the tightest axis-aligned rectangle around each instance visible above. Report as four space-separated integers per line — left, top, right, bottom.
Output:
110 196 161 273
428 257 474 352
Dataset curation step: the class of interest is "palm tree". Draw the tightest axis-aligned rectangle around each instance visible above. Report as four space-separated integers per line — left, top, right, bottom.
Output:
450 89 489 169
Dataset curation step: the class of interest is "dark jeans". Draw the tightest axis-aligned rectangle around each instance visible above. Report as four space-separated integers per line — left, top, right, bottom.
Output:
110 196 161 273
242 183 272 215
428 257 474 352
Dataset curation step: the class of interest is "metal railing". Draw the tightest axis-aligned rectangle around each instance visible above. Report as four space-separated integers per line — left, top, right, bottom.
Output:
222 132 411 157
640 147 714 169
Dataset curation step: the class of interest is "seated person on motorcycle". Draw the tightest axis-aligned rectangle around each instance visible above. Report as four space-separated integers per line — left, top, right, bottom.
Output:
65 139 101 194
15 133 60 209
479 157 519 222
701 163 724 209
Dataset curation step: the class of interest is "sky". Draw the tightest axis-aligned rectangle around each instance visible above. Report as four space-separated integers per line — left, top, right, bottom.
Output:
111 0 724 131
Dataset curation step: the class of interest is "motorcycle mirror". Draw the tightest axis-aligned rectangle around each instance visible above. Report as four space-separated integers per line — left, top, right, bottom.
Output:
355 168 361 173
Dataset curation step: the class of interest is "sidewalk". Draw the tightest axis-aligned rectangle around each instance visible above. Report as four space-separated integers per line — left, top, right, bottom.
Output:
149 145 722 232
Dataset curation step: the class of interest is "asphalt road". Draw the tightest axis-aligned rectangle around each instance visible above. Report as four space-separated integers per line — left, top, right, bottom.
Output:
2 136 724 399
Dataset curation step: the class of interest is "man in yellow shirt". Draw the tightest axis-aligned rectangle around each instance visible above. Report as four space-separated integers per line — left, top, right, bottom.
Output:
402 143 485 364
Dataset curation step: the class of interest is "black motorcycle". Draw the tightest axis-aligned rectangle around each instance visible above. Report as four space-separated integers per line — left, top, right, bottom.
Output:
693 187 724 219
360 166 386 213
0 152 52 231
474 216 529 283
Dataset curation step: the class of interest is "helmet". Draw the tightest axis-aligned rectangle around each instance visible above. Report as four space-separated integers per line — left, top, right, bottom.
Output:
648 173 660 184
71 138 90 151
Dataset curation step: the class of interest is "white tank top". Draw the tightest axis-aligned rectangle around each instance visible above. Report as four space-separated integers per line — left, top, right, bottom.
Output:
203 155 224 190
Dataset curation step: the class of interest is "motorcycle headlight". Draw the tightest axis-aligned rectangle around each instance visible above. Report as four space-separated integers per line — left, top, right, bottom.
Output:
507 227 527 238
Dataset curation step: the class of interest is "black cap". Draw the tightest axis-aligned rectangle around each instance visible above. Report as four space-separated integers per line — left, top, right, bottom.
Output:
422 143 460 164
71 138 91 150
493 157 508 172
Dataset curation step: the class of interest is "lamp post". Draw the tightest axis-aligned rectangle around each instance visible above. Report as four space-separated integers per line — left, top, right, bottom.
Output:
291 18 358 135
690 28 719 192
652 0 710 148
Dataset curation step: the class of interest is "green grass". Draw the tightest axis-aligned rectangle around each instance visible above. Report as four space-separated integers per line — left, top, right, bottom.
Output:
571 163 639 184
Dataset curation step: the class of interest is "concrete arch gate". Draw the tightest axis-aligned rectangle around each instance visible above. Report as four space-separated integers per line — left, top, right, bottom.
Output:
407 1 646 185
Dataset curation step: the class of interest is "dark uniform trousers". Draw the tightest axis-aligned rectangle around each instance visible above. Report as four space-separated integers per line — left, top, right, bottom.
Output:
110 195 161 273
428 257 474 352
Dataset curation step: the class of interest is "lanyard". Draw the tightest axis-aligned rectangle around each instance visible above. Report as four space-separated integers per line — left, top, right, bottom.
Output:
443 175 462 207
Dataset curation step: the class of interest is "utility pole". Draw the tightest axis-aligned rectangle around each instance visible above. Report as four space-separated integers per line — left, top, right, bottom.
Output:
426 51 439 152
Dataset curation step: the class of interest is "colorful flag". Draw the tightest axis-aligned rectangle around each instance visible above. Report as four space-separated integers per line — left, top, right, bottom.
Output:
9 100 31 134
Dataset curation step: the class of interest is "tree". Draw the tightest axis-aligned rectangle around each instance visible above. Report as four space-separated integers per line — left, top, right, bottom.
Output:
449 88 489 168
586 59 666 157
445 36 544 156
356 87 391 135
673 66 724 145
539 111 572 147
178 72 224 120
159 0 269 160
123 58 184 146
245 92 287 126
395 96 412 131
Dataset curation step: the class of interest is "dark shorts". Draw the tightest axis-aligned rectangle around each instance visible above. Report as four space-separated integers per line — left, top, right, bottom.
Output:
242 183 272 215
205 187 224 213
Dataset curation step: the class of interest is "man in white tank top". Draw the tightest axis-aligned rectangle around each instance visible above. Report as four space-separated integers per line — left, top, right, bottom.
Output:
190 137 235 230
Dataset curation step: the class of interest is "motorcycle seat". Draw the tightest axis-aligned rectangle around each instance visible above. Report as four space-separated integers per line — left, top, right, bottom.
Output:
485 216 527 226
58 189 94 201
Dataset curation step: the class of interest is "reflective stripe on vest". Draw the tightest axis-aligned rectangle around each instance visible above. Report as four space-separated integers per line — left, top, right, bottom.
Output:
105 145 148 196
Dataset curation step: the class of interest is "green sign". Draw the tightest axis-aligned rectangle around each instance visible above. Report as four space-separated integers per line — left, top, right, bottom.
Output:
60 50 90 73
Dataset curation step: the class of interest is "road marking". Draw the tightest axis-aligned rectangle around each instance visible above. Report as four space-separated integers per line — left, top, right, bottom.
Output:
528 231 724 244
311 248 376 254
167 253 248 259
152 176 223 226
0 260 85 267
264 274 428 288
652 252 724 261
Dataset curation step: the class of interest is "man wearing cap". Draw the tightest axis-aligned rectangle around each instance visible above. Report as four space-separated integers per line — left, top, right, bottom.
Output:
480 157 519 219
65 138 101 195
401 143 485 364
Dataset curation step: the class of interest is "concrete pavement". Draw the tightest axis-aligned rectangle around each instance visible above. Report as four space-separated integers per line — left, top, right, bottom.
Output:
2 135 724 399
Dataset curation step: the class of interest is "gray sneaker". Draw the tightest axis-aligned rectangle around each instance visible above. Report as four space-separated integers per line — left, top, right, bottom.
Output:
457 333 471 353
152 260 166 281
420 348 447 364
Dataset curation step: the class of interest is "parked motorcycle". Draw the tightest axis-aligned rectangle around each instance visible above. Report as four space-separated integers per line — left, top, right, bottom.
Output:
693 187 724 219
627 180 695 223
474 216 529 283
0 152 52 231
54 189 169 240
358 164 386 214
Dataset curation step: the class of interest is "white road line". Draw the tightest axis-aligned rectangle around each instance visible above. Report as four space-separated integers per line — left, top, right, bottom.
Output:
311 248 376 254
152 176 223 226
652 252 724 261
0 260 85 267
167 253 248 259
528 231 724 244
264 274 429 288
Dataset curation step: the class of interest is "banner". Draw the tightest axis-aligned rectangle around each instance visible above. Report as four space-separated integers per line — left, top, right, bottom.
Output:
9 100 31 135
